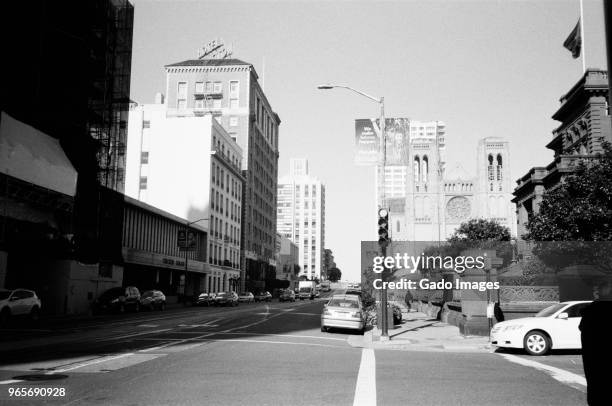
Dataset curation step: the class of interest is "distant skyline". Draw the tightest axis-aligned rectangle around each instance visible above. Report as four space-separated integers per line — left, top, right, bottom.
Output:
129 0 607 281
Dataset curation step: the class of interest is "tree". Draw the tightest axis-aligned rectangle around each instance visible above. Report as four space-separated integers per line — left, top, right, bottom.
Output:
449 218 511 243
327 267 342 282
313 277 320 285
293 264 301 276
524 142 612 274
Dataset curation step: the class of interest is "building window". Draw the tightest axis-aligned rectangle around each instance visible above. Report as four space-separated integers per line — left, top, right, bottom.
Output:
141 151 149 164
195 81 204 94
229 116 238 126
143 120 150 129
139 176 147 190
230 99 239 109
213 99 222 109
213 81 222 93
195 99 204 110
177 82 188 109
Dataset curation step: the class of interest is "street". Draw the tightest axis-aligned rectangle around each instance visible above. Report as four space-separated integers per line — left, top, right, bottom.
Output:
0 290 588 406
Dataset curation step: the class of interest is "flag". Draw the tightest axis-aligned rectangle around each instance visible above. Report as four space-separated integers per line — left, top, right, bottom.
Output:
563 19 581 59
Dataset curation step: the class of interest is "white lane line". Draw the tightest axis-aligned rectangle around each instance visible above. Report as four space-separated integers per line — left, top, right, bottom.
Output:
51 353 135 373
353 348 376 406
499 354 586 392
291 312 321 316
0 379 24 385
95 328 172 341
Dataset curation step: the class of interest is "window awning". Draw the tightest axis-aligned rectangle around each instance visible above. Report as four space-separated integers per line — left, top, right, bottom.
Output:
0 111 77 196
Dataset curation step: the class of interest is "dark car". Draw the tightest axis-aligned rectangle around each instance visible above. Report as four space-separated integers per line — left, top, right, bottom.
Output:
197 292 216 306
279 289 295 302
254 291 272 302
140 290 166 311
92 286 141 314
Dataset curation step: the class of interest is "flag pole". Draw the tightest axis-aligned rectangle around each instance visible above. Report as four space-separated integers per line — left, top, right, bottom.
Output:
580 0 586 73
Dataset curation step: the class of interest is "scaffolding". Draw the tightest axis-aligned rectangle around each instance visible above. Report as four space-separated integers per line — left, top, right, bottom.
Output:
88 0 134 193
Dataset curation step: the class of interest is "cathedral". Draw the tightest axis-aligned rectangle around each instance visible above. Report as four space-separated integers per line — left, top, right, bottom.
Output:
371 120 516 241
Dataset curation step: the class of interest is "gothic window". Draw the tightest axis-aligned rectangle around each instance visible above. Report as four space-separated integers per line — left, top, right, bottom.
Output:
488 155 494 181
414 156 420 182
496 154 503 181
422 155 428 183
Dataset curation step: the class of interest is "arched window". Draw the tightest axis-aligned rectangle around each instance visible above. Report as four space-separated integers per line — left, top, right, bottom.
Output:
488 154 494 181
414 156 420 182
496 154 503 181
422 155 429 182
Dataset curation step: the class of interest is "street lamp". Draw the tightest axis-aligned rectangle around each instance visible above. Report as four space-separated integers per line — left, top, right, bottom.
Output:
181 218 209 305
317 83 390 339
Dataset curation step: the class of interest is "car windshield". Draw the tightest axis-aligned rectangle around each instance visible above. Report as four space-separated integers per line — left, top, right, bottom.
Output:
0 291 11 300
327 298 359 308
535 303 567 317
217 292 227 297
142 291 154 298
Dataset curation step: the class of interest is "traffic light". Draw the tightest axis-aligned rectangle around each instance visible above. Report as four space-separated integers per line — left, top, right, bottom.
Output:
378 208 390 248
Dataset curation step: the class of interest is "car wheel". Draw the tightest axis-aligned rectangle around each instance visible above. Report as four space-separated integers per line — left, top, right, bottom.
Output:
30 306 40 321
321 326 327 332
524 330 551 356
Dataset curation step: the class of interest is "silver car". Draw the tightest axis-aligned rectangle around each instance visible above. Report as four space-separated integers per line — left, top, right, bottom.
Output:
0 289 42 323
321 294 364 333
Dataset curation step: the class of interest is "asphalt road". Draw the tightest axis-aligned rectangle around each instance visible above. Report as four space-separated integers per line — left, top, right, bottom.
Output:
0 291 588 406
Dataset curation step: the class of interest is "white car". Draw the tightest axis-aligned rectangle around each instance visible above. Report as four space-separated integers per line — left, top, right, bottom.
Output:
491 301 592 355
0 289 42 323
238 292 254 303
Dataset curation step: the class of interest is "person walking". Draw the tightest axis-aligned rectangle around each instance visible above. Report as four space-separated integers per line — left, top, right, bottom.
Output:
579 278 612 406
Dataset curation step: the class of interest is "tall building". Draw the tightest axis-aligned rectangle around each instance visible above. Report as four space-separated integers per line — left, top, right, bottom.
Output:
277 159 326 280
513 69 611 256
0 0 134 312
126 104 243 295
160 52 280 292
369 118 514 241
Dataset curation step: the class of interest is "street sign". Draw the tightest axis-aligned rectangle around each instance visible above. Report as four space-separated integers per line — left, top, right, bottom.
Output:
177 230 197 250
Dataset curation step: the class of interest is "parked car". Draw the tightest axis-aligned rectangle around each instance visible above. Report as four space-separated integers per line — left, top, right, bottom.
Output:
0 289 41 324
321 294 364 333
279 289 296 302
196 292 216 306
254 291 272 302
491 301 592 355
215 291 239 307
140 290 166 311
92 286 141 314
238 292 254 303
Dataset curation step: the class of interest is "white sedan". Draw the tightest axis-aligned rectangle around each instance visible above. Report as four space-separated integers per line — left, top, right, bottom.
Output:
491 301 592 355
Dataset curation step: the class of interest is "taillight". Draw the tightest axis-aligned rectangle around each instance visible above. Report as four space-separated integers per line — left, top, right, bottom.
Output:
351 311 362 319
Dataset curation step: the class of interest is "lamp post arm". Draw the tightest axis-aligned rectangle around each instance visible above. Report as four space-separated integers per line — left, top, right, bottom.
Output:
327 85 382 104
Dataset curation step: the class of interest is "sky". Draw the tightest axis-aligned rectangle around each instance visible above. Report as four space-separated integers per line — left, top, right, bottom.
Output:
129 0 607 282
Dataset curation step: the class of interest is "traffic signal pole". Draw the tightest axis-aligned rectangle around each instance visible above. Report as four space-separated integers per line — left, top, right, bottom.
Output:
378 98 389 340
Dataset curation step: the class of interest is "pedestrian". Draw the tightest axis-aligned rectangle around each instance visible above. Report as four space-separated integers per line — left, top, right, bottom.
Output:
494 302 504 323
579 278 612 406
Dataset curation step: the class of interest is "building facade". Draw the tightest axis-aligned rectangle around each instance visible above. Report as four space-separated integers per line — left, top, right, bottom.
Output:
0 0 134 313
126 106 243 293
277 159 326 280
513 69 611 256
276 234 299 289
162 58 280 292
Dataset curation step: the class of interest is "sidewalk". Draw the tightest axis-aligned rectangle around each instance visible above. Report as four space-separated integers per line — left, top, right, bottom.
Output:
348 310 492 353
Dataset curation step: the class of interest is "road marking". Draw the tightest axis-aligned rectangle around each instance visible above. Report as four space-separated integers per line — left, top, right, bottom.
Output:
353 348 376 406
0 379 24 385
51 353 135 373
95 328 172 341
137 324 159 328
291 312 320 316
499 354 586 392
